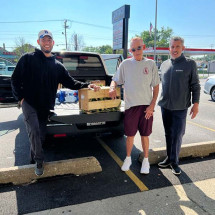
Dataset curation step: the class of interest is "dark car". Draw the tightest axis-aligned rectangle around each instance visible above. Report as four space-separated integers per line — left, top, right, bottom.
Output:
0 61 16 103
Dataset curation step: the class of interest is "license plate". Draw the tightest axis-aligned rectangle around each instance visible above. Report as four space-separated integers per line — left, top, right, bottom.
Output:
87 122 106 126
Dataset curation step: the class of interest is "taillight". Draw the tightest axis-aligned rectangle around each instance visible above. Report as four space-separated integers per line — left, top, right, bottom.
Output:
53 134 67 138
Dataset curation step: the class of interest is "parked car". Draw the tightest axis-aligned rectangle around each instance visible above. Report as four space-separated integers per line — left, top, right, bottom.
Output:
204 75 215 101
0 62 16 103
101 54 123 75
0 62 6 73
0 65 16 76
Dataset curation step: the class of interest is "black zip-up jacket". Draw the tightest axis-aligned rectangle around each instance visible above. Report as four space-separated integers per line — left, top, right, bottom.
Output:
158 54 200 110
11 49 88 111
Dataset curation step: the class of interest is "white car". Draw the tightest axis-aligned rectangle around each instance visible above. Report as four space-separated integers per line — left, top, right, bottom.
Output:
204 75 215 101
0 65 16 76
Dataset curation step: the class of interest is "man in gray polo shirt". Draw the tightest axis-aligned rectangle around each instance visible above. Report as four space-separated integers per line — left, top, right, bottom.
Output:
109 37 160 174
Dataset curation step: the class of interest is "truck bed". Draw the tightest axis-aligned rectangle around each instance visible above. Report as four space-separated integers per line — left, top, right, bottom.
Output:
49 101 125 124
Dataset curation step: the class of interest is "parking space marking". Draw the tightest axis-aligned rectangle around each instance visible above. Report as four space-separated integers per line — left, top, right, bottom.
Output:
97 137 149 192
187 121 215 132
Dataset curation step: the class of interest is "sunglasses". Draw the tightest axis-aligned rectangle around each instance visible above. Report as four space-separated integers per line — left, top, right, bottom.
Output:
131 46 142 52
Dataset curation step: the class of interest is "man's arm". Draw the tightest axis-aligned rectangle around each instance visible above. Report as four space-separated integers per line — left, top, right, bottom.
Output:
109 81 117 99
109 62 124 99
190 102 199 119
190 60 200 119
11 55 26 103
60 66 100 91
145 84 159 119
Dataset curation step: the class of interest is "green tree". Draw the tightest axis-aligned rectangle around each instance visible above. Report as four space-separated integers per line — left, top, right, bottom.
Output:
82 46 99 52
194 55 215 62
137 27 173 61
13 37 35 61
98 45 113 54
82 45 113 54
137 26 173 48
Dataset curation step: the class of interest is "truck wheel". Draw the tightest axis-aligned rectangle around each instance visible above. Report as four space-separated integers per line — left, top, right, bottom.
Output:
211 87 215 102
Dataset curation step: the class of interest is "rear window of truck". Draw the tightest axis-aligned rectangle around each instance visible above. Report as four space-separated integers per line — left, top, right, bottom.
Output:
56 54 106 77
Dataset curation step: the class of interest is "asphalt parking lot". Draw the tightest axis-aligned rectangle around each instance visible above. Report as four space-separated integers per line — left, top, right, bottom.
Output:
0 79 215 214
0 136 214 214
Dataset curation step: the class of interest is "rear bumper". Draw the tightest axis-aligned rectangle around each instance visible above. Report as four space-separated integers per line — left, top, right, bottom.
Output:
47 111 124 137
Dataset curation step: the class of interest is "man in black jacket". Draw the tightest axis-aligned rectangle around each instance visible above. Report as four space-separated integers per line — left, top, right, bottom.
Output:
11 29 100 176
158 36 200 175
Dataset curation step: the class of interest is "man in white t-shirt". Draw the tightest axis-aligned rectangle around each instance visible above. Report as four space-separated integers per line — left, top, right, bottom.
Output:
109 37 160 174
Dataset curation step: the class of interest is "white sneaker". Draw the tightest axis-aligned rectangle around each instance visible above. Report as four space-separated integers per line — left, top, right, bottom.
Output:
121 157 132 171
140 160 150 174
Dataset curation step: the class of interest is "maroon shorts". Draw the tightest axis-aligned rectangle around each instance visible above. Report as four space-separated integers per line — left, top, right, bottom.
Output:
124 105 153 136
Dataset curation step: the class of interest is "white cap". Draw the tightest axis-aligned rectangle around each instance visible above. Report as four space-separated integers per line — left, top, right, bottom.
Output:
38 30 53 39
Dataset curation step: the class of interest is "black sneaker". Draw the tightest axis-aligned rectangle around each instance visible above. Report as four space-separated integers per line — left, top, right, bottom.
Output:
35 162 44 176
158 157 171 168
170 163 181 175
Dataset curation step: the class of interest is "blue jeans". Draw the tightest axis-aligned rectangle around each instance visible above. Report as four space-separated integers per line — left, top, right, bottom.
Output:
161 107 188 165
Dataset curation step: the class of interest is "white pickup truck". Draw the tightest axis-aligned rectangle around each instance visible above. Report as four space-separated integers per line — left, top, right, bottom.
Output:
46 51 124 138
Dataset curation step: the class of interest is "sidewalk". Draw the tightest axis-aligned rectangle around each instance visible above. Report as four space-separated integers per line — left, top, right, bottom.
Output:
26 178 215 215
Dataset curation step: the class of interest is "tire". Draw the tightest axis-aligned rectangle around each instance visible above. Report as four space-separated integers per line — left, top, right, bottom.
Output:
211 87 215 102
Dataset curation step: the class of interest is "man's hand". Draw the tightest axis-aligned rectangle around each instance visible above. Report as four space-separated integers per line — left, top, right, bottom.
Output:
190 103 199 119
144 103 155 119
18 98 24 109
88 84 100 92
109 86 117 99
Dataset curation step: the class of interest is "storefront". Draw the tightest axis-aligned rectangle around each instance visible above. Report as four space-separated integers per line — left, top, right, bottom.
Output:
0 47 17 65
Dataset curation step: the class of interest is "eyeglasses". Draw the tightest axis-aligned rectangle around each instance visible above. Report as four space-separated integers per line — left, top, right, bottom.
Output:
131 46 142 52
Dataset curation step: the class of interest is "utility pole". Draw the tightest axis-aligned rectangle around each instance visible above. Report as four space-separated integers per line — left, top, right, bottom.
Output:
74 34 78 51
64 20 69 50
154 0 158 62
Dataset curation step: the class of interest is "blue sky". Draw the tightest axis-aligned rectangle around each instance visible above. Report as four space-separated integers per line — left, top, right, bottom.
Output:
0 0 215 51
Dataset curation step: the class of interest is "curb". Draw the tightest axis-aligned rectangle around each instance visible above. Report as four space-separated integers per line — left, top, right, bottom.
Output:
139 141 215 164
0 156 102 185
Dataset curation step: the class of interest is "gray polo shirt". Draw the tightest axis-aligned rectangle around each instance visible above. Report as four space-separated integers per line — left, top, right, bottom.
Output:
113 57 160 110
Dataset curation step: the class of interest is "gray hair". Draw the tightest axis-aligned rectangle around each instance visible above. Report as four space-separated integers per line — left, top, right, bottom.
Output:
169 36 184 46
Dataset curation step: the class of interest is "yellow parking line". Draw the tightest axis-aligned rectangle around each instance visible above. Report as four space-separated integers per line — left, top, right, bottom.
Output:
187 121 215 132
97 137 149 192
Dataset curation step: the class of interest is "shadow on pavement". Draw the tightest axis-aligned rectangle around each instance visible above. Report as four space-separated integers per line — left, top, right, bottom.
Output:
0 113 30 168
0 136 140 214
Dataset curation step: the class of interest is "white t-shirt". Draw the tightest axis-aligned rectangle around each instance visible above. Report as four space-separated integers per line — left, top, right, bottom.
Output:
113 57 160 110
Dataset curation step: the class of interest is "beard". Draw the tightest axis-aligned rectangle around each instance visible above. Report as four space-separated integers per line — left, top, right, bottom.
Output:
40 45 53 54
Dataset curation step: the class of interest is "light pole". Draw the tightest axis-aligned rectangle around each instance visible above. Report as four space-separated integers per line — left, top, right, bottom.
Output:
153 0 158 62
